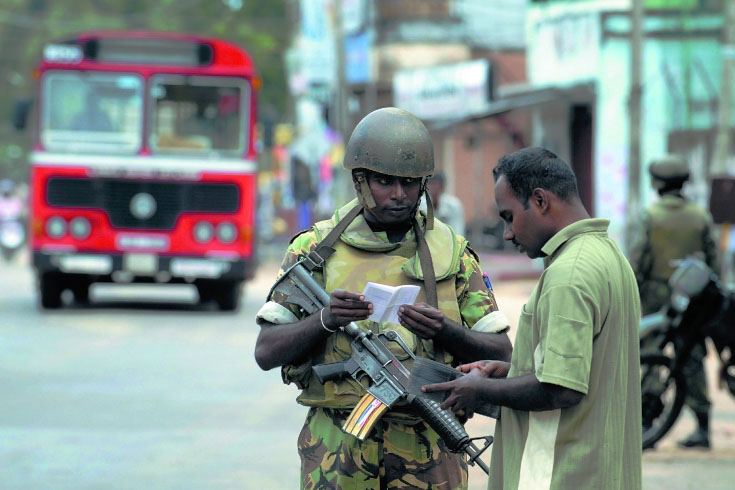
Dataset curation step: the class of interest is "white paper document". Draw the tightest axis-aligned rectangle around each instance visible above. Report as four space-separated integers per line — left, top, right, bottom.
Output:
362 282 420 324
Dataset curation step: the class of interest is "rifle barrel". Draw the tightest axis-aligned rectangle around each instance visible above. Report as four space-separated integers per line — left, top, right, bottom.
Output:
292 263 331 307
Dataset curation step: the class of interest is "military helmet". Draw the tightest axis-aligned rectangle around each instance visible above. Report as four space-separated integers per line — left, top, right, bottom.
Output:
344 107 434 178
649 155 690 182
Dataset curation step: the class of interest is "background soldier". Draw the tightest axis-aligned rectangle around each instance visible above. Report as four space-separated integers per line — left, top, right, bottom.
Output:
254 107 512 489
629 154 718 449
423 171 466 236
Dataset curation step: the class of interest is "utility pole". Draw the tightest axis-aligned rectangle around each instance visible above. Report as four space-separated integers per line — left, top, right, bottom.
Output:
626 0 644 250
333 0 352 207
712 0 735 175
471 122 484 249
334 0 348 141
367 0 378 114
712 0 735 285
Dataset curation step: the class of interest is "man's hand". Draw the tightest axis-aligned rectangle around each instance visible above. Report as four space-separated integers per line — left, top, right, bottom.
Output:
397 302 444 339
422 368 488 415
457 360 510 379
323 289 373 329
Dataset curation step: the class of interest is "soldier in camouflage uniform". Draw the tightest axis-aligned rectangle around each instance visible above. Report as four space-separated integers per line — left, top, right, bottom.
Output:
255 107 512 489
629 155 718 449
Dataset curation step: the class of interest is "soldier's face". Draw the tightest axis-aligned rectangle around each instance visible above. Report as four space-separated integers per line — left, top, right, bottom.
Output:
360 171 422 225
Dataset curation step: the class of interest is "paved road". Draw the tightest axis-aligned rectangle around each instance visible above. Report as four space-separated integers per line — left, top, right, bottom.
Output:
1 256 733 489
0 257 305 489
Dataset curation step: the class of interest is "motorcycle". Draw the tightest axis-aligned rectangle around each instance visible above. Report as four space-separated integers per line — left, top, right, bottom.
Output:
640 256 735 449
0 218 24 260
0 196 25 261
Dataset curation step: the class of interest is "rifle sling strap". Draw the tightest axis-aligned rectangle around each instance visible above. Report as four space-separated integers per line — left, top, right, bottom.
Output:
302 204 363 272
412 220 438 309
413 220 446 364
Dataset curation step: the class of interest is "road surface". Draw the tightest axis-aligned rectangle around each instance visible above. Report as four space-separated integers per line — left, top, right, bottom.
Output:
0 254 733 489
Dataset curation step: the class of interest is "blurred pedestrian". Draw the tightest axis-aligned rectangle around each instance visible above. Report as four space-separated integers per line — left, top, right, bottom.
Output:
424 147 642 490
0 179 23 219
0 178 26 262
255 107 512 489
422 171 466 236
291 156 316 230
629 154 718 449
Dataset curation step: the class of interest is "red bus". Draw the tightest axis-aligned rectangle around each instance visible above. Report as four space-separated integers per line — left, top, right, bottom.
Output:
28 31 259 310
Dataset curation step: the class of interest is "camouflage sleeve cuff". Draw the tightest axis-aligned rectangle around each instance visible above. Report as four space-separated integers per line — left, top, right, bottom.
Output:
256 301 299 326
470 310 510 334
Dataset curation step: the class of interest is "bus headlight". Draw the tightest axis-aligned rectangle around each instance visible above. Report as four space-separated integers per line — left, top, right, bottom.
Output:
216 222 237 244
69 217 91 240
193 221 213 244
45 216 67 238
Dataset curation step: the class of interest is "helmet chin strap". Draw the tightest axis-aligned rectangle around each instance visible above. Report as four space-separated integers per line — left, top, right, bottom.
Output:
354 170 377 209
419 176 434 230
423 189 435 231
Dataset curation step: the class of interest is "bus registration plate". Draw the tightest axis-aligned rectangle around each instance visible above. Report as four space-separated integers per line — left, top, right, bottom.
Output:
124 253 158 275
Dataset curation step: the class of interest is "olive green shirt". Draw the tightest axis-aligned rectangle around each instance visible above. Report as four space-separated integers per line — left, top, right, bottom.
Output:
489 219 642 490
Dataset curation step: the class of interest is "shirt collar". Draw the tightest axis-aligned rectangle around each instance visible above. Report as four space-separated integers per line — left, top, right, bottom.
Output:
540 218 610 264
658 194 686 207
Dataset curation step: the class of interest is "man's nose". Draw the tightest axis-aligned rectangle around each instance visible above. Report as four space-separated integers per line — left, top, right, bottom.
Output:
502 223 514 241
390 181 407 200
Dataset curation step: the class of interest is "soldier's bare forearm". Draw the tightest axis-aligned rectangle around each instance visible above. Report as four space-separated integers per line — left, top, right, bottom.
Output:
254 314 331 370
435 319 512 363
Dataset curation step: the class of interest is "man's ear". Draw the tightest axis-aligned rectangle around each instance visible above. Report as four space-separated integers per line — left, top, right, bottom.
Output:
531 188 550 214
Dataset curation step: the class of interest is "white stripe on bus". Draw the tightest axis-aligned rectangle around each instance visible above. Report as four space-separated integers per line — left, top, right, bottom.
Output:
31 152 257 174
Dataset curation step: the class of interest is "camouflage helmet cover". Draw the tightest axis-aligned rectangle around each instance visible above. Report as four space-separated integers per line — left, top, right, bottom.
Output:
649 154 690 182
344 107 434 178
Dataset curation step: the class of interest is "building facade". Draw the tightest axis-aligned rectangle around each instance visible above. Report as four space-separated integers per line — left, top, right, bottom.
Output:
524 0 728 246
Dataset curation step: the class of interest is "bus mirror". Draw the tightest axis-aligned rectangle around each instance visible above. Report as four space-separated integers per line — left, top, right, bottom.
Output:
12 99 32 131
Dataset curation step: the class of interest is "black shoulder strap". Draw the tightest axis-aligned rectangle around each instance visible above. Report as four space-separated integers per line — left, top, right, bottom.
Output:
412 220 438 308
302 203 363 272
413 219 448 363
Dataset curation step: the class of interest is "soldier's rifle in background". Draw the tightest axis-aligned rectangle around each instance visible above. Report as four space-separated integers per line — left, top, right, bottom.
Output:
269 257 493 474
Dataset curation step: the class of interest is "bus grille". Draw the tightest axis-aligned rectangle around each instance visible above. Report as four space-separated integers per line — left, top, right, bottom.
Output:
46 178 240 230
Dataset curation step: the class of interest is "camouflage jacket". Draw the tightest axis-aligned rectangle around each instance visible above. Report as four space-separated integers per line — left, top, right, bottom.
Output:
257 199 506 410
629 194 718 314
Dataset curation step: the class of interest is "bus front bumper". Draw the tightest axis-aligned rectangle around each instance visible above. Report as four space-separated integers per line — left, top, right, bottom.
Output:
33 251 256 282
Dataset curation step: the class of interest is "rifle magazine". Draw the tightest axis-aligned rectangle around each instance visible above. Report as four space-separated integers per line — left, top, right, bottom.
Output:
343 393 388 440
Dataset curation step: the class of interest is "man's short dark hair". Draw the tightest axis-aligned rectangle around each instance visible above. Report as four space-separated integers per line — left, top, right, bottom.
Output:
493 147 579 207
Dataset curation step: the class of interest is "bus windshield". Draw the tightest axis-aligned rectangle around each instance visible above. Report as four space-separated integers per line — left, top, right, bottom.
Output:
41 72 143 154
150 75 248 156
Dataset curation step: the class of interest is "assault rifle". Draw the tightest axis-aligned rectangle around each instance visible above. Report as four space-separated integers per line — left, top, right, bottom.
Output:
269 257 493 474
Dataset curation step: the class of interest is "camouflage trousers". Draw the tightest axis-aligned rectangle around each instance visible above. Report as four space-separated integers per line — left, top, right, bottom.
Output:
682 341 711 414
641 334 711 414
639 280 670 316
298 407 468 490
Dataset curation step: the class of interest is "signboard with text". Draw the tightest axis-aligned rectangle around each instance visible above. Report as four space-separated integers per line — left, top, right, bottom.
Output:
393 59 492 120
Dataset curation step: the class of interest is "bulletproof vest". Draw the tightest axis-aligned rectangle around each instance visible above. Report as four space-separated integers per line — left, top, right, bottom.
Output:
647 196 710 281
293 199 466 411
